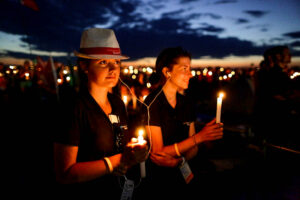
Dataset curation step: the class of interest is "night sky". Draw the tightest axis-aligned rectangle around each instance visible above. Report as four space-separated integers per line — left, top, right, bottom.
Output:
0 0 300 67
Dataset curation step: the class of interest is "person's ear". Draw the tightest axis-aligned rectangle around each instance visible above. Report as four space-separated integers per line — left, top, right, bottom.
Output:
162 67 171 78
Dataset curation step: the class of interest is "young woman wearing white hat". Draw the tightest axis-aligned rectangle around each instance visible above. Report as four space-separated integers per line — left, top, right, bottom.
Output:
53 28 148 196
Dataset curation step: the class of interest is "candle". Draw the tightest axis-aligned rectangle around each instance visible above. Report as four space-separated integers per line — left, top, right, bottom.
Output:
216 92 224 123
138 129 146 178
122 95 128 106
130 128 147 178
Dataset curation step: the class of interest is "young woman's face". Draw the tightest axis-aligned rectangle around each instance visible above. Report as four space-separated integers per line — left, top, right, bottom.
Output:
88 58 121 88
168 56 192 90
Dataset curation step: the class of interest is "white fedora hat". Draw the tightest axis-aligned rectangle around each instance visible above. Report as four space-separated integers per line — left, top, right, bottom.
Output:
74 28 129 60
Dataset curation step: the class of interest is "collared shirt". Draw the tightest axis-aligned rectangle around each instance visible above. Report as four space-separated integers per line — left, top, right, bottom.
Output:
144 87 196 146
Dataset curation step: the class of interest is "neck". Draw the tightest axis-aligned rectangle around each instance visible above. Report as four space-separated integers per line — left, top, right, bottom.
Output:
89 84 109 105
163 80 178 103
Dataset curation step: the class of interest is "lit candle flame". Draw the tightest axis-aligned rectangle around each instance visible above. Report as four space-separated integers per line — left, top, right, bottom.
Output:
219 92 224 99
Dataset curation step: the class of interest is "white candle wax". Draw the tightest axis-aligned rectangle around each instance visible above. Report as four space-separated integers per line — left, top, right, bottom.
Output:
216 93 224 123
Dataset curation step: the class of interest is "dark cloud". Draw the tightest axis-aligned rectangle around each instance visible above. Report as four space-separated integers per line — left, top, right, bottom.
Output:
198 23 225 33
244 10 269 18
214 0 238 4
283 31 300 39
290 41 300 47
235 18 249 24
179 0 199 3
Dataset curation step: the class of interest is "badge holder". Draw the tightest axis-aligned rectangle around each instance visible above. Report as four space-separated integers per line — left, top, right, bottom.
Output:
179 157 194 184
119 175 142 200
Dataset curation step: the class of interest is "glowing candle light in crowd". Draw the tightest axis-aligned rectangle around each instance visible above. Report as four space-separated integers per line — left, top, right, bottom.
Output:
216 92 224 123
66 76 71 82
57 78 62 84
25 72 30 80
63 69 68 75
122 95 128 106
146 82 151 88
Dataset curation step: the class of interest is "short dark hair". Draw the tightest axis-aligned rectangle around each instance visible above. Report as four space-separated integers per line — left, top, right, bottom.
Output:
155 46 191 85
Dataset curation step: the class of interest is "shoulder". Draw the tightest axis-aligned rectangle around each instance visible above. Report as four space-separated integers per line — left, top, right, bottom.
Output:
144 87 163 106
108 92 125 107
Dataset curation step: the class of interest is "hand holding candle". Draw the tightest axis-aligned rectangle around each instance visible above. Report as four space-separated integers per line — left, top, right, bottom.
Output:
128 128 148 178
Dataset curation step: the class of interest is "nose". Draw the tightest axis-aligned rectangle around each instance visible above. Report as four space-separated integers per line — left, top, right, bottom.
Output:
108 62 118 71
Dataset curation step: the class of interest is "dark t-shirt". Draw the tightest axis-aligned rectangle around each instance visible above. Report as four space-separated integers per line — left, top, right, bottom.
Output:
143 87 196 186
144 88 196 145
55 90 129 195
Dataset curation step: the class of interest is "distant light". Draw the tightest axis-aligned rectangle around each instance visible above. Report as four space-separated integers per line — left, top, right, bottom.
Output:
147 67 153 74
63 69 68 75
191 70 196 76
228 74 232 78
129 66 133 70
223 75 227 80
6 70 10 74
25 72 30 77
220 67 224 72
142 68 147 72
73 66 78 71
129 69 134 74
9 65 16 69
13 70 19 74
124 68 129 74
219 76 223 81
146 82 151 88
203 68 208 76
196 71 201 75
66 76 71 82
143 95 147 101
134 69 139 74
132 74 136 79
231 71 235 75
208 71 213 76
57 78 62 84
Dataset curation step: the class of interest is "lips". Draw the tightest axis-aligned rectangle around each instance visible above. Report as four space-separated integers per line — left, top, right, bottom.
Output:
106 76 116 79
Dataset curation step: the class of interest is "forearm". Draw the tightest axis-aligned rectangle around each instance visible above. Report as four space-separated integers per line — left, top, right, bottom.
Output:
57 154 122 184
183 146 198 161
162 136 197 157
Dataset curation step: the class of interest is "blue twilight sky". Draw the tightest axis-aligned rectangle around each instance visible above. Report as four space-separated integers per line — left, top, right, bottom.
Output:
0 0 300 67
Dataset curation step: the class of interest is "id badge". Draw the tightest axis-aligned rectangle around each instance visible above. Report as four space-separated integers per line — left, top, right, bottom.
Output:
120 179 134 200
179 157 194 184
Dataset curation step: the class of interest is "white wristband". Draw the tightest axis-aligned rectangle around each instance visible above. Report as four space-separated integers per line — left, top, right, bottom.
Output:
104 157 113 173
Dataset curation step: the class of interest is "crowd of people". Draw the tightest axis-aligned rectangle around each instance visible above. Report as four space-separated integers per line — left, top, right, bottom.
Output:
1 28 299 199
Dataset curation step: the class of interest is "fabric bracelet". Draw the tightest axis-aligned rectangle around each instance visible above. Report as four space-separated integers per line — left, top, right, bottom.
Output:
174 143 181 157
104 157 113 173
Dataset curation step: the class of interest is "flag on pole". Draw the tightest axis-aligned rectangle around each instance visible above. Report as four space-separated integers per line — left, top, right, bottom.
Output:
49 56 60 101
20 0 39 11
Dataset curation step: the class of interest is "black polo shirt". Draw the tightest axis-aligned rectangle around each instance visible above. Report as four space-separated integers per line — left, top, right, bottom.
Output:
143 87 196 188
56 90 128 162
144 87 196 146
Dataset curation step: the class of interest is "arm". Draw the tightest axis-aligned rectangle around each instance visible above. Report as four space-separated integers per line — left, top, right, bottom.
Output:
183 122 198 161
54 142 148 184
54 143 123 184
147 118 223 167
